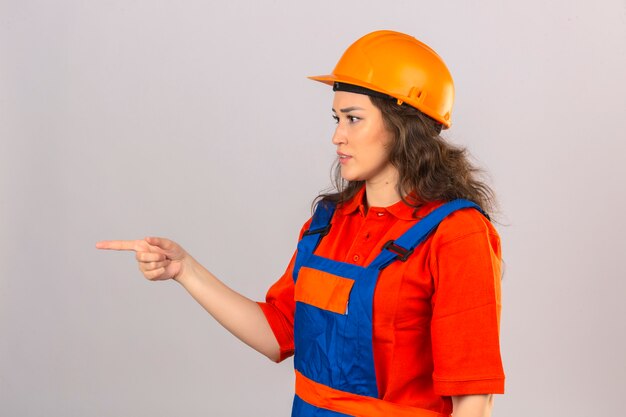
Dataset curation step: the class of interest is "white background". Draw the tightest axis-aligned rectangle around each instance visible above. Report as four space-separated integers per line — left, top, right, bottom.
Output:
1 1 625 416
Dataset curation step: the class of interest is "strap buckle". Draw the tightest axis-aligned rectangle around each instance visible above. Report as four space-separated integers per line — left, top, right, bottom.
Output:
302 224 331 238
382 240 414 262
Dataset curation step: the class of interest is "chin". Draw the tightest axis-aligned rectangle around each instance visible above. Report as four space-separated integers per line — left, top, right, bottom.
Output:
340 167 362 182
340 172 362 182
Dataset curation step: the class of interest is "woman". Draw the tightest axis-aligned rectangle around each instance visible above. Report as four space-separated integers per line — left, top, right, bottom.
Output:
97 30 504 417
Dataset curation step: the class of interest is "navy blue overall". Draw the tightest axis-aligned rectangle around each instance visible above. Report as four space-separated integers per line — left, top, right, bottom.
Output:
290 199 482 417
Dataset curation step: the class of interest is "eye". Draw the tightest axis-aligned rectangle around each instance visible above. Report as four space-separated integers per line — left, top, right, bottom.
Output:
347 115 361 123
332 114 339 124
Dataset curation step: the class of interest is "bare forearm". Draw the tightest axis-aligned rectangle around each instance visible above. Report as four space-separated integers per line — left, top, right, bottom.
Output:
175 257 280 361
451 394 494 417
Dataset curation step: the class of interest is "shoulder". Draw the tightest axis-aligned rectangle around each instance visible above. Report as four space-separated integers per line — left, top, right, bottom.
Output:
296 217 314 241
427 205 503 292
429 204 500 250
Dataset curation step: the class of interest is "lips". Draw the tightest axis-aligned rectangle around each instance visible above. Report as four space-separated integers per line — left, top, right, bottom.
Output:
337 152 352 165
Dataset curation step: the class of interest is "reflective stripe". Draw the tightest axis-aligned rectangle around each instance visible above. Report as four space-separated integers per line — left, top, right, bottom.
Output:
295 267 354 315
295 370 450 417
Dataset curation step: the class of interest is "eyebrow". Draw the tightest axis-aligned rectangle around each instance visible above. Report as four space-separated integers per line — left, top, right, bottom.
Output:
332 106 366 113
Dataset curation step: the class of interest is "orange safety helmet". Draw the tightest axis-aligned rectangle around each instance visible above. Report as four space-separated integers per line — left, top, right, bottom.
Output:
309 30 455 129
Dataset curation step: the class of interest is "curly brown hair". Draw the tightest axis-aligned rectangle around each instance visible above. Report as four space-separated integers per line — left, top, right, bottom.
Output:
316 96 497 218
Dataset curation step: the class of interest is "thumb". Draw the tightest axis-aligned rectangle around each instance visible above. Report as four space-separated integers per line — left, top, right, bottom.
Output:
145 236 176 251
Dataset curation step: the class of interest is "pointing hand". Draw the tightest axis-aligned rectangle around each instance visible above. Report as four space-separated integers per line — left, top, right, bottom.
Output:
96 237 188 281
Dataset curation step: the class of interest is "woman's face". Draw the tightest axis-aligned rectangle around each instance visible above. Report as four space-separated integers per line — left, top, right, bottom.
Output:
331 91 396 184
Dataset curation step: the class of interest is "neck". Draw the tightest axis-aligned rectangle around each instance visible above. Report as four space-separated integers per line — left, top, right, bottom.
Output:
364 171 401 208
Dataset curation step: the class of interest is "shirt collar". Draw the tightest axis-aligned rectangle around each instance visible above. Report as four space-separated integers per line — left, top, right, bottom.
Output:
338 186 366 216
338 186 439 221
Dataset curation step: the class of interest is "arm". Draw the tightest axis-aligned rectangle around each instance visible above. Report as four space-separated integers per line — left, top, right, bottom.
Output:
452 394 494 417
96 237 281 361
429 212 505 411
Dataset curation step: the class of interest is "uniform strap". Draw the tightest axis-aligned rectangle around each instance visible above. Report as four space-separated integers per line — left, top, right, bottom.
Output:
293 201 336 282
303 200 335 239
368 199 484 271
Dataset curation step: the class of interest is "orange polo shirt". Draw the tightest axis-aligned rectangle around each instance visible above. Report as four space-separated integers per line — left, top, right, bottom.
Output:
258 187 504 415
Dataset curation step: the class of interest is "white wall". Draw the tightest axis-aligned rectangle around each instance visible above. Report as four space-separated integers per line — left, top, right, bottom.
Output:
1 1 624 416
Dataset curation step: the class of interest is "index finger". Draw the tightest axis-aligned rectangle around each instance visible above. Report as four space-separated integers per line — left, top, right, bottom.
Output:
95 240 143 251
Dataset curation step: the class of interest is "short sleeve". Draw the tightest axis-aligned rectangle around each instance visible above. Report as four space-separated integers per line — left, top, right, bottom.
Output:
257 251 298 362
257 218 313 362
429 210 505 395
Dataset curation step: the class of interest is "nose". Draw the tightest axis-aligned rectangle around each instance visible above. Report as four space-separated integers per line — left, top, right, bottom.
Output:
332 123 347 145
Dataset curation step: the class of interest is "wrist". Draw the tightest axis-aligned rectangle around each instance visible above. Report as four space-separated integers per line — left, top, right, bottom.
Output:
173 255 199 286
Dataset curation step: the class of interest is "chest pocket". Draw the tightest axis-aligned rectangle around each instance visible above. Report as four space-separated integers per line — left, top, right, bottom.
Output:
294 266 355 315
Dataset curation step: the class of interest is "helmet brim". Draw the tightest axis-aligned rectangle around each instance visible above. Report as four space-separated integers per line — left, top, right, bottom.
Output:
307 74 451 129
